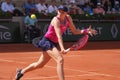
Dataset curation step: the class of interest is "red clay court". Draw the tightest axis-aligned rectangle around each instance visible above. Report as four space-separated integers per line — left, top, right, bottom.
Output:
0 41 120 80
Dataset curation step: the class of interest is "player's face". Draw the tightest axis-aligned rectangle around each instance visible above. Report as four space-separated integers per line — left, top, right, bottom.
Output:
59 10 67 16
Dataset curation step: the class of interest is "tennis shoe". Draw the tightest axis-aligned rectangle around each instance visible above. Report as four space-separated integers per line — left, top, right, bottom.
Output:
15 69 23 80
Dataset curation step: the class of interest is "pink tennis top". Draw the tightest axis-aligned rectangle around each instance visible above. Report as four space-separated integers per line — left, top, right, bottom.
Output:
45 16 69 43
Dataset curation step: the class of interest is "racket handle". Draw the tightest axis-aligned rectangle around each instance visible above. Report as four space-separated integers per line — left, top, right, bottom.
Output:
64 48 70 53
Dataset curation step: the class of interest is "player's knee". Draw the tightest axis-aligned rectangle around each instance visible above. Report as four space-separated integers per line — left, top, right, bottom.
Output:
57 56 64 64
32 62 38 68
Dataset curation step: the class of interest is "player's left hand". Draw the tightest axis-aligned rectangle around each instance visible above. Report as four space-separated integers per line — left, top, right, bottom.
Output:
60 49 68 54
87 25 98 36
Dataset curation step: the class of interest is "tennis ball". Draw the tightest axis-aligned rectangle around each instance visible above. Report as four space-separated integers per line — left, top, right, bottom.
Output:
31 14 36 19
85 14 89 17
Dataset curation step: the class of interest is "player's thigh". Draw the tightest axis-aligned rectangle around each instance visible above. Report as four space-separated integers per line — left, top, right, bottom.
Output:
47 47 63 62
37 52 51 64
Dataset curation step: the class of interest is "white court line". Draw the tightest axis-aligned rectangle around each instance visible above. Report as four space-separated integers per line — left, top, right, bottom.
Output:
0 59 26 64
1 55 120 79
23 73 103 80
2 53 119 60
0 55 83 63
0 54 83 60
46 65 120 79
0 57 38 59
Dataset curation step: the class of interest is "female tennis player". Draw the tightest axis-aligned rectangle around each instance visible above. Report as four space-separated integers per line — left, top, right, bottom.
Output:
15 6 97 80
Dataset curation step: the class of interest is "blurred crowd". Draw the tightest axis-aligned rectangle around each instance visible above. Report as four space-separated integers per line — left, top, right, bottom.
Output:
0 0 120 16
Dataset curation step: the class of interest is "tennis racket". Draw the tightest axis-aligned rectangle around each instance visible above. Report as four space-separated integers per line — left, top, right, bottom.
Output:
65 34 89 52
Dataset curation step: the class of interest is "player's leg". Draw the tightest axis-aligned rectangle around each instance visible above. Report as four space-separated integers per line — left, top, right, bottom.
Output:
21 52 51 73
15 52 51 80
47 47 65 80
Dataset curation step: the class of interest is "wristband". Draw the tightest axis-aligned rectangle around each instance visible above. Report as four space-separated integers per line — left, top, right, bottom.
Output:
83 29 89 34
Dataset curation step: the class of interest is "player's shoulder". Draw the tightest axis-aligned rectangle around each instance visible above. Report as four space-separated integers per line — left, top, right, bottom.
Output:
52 16 60 22
66 14 73 21
53 16 58 20
51 16 60 25
66 14 71 18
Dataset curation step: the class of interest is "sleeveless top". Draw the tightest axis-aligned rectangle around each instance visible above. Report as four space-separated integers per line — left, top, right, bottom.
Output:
45 16 69 43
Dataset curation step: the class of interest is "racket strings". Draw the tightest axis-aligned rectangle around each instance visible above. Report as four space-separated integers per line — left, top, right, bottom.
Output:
70 35 89 50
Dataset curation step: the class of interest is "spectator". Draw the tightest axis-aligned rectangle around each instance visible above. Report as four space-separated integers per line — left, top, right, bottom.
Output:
83 2 93 15
90 0 97 8
35 0 47 14
47 1 58 14
24 12 41 41
109 0 115 9
64 0 71 4
68 1 84 14
93 3 105 15
114 0 120 12
1 0 24 16
23 0 37 15
102 0 112 14
76 0 90 9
